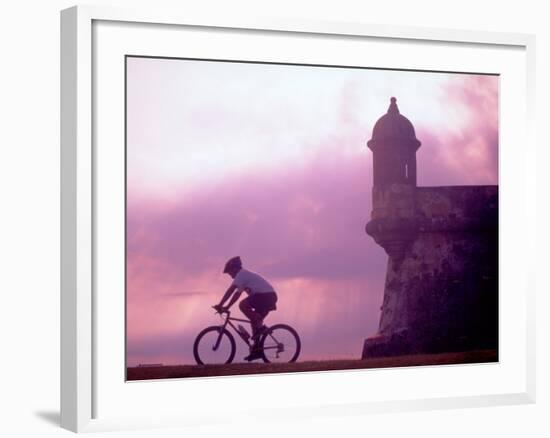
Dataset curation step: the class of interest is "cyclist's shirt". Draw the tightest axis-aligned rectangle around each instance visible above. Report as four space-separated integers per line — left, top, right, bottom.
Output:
232 268 275 296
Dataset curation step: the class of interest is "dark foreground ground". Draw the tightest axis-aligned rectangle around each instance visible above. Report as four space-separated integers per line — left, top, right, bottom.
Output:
127 349 497 381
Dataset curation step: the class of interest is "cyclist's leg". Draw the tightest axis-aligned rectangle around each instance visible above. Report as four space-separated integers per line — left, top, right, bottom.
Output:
239 296 263 336
248 293 277 339
253 292 277 323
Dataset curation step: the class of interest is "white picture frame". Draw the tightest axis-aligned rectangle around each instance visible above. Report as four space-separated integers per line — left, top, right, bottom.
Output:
60 4 536 433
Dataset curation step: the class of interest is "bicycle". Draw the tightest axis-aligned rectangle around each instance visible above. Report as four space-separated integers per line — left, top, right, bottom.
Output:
193 306 301 365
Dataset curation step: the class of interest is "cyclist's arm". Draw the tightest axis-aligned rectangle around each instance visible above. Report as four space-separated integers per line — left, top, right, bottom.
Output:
218 284 238 308
224 289 243 309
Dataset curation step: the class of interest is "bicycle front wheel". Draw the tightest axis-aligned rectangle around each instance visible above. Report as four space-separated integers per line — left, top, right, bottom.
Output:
193 326 236 365
260 324 301 363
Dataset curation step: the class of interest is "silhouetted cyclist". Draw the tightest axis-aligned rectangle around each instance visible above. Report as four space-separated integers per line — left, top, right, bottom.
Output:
214 256 278 361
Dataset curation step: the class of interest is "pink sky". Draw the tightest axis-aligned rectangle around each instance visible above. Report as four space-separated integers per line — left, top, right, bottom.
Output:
126 57 498 367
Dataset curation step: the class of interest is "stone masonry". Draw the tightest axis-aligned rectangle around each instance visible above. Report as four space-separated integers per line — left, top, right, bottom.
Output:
361 98 498 358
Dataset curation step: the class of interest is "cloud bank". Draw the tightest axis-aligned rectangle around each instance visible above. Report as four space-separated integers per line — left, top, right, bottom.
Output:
126 60 498 366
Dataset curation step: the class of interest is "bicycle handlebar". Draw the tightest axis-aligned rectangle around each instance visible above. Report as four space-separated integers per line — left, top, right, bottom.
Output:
212 305 230 315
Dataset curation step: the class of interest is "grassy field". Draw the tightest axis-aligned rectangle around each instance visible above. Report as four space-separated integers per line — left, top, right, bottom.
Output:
127 349 497 381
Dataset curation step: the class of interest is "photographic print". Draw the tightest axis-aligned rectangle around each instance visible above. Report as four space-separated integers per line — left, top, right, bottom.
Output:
125 57 498 381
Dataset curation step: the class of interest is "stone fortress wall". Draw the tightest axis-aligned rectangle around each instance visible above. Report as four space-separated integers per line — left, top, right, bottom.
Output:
362 98 498 358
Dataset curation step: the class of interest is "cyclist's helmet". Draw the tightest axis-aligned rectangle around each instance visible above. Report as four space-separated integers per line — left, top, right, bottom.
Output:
223 256 242 274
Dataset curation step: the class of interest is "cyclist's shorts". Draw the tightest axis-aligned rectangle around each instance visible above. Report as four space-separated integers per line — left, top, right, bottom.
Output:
247 292 278 318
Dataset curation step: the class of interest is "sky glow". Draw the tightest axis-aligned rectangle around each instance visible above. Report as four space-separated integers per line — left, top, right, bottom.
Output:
126 57 498 366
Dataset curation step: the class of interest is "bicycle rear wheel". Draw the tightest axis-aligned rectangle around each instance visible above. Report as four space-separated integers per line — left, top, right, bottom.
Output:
260 324 301 363
193 326 236 365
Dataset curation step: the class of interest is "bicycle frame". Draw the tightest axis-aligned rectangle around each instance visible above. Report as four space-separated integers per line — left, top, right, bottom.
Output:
195 308 298 363
215 310 253 348
213 310 284 356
